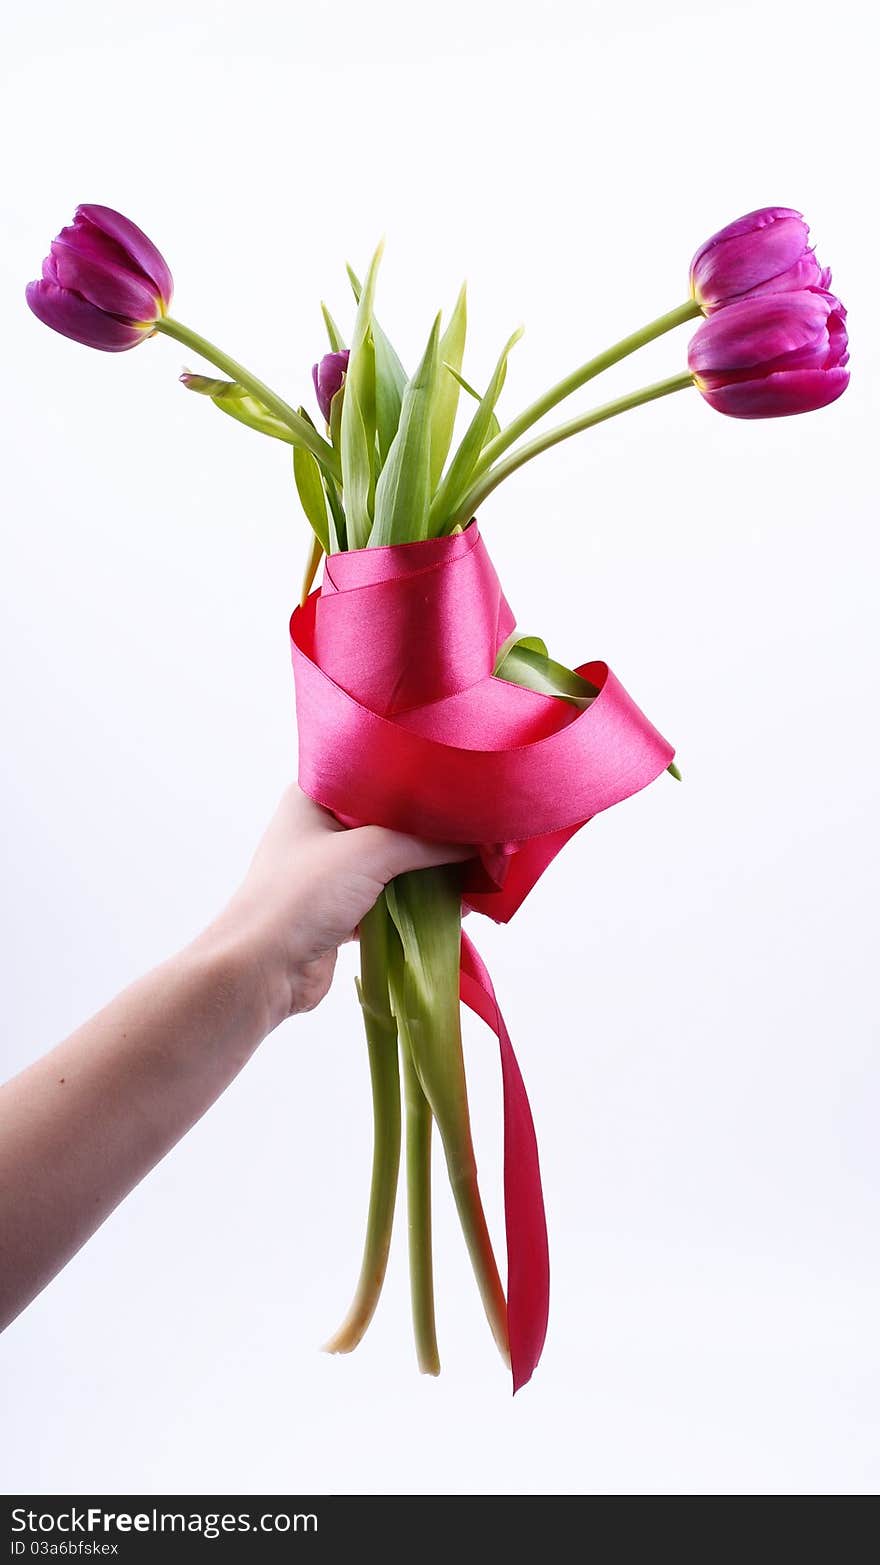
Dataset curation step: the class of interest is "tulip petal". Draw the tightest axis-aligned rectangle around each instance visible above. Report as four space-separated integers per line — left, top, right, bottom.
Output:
700 250 830 311
76 204 173 308
50 238 160 323
698 366 850 418
688 292 833 377
688 207 837 311
57 217 135 272
25 279 146 351
692 215 815 305
313 350 350 424
695 206 803 250
826 307 849 367
689 285 848 418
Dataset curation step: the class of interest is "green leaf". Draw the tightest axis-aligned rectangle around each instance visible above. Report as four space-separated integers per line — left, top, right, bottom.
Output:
328 382 344 454
369 315 441 547
341 378 373 550
292 438 330 553
428 326 523 535
311 393 347 548
384 870 473 1164
347 263 407 462
374 333 407 464
493 630 548 665
494 640 600 707
180 373 294 444
321 302 347 353
429 284 467 490
180 373 232 396
180 373 343 498
511 634 548 656
444 365 501 445
496 641 682 779
323 472 346 553
295 401 321 437
340 244 383 549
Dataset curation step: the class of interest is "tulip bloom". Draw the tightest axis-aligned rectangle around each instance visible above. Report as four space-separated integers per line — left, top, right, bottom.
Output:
26 204 172 351
312 349 349 423
690 207 831 314
688 289 849 418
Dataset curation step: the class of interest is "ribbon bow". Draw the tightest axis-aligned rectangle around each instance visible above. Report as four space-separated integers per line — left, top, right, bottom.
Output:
290 521 673 1387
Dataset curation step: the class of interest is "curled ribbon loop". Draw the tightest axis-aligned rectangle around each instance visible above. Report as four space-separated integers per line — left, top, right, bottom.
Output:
290 521 674 1388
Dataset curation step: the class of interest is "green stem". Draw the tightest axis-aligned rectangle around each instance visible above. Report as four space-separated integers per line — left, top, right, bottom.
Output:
478 299 701 471
449 372 695 529
386 870 510 1366
391 940 440 1376
155 316 340 479
324 897 401 1354
444 1136 509 1366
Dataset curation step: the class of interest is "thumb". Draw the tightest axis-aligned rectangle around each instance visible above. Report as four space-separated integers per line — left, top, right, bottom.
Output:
338 824 475 885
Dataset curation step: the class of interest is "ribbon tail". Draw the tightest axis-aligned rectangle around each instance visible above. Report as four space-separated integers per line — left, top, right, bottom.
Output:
459 931 549 1393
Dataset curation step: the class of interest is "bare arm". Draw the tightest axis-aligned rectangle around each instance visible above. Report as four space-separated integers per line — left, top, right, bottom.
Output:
0 787 470 1332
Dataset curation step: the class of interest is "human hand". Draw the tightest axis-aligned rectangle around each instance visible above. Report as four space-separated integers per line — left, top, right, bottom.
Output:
200 786 473 1026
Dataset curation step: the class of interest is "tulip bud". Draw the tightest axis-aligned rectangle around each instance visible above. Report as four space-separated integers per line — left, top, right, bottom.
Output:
690 207 831 314
26 204 172 352
688 289 849 418
312 350 349 424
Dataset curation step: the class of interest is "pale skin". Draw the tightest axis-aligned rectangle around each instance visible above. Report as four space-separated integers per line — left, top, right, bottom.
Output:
0 786 471 1335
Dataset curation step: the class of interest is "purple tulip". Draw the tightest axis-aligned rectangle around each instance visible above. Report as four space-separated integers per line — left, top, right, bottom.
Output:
688 289 849 419
690 207 831 314
26 204 173 352
312 350 349 424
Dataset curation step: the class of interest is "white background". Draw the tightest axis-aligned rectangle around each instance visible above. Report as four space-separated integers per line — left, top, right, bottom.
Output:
1 0 877 1498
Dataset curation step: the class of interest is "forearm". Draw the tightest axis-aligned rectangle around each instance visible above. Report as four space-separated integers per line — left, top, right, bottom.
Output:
0 786 468 1335
0 928 273 1332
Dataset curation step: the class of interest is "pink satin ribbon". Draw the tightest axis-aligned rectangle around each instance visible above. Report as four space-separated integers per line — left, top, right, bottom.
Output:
290 521 673 1389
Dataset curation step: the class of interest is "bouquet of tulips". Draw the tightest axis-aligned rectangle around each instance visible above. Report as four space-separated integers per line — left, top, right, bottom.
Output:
27 204 848 1391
